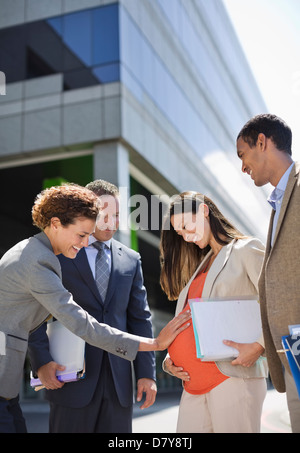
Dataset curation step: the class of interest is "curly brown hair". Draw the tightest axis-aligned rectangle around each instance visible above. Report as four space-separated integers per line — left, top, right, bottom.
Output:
32 184 99 230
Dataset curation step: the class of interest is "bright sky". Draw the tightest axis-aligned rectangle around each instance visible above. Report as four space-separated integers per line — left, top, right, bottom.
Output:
223 0 300 161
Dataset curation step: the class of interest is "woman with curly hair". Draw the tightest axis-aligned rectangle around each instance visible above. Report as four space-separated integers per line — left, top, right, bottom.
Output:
0 184 190 433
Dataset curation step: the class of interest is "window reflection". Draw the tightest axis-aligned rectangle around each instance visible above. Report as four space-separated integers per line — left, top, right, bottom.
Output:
120 6 205 154
156 0 241 136
63 10 92 67
0 1 228 155
92 64 120 84
0 4 120 89
92 5 119 66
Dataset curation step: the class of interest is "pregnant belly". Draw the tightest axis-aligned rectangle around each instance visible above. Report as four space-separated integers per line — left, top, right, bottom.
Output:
168 310 228 394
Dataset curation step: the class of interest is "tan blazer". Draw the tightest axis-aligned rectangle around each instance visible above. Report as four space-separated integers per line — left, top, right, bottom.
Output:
259 162 300 392
165 237 268 380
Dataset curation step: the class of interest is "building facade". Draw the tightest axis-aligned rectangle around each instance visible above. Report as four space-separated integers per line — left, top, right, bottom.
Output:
0 0 270 398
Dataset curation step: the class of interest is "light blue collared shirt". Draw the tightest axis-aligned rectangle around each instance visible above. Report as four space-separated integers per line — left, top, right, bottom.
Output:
267 163 294 246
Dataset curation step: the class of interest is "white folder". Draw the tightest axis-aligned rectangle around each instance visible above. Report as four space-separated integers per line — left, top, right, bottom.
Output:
190 298 262 361
30 320 85 390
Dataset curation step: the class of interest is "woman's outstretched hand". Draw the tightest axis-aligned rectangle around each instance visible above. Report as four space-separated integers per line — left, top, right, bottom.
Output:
138 310 191 352
155 311 191 350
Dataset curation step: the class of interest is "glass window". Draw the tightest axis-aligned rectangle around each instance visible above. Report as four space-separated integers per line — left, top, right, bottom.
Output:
92 4 119 66
119 5 210 157
0 4 120 88
47 16 63 37
141 40 155 96
63 67 99 91
92 63 120 83
63 10 92 67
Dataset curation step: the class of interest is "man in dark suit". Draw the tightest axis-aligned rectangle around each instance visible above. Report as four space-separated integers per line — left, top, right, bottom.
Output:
29 180 157 433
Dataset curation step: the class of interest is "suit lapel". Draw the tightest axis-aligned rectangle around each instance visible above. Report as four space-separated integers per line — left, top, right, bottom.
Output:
73 248 103 305
176 240 235 315
265 210 275 257
103 239 122 307
202 239 236 297
271 163 298 248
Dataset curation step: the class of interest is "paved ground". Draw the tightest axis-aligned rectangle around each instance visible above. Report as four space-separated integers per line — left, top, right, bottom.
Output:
21 387 292 434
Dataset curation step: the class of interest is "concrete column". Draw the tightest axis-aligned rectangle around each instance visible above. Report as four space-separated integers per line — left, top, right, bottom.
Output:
93 141 131 247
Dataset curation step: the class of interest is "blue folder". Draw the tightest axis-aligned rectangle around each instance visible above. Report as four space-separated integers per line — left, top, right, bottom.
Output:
282 335 300 399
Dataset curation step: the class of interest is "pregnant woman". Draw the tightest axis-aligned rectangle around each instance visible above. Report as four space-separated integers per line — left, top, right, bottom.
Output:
160 191 268 433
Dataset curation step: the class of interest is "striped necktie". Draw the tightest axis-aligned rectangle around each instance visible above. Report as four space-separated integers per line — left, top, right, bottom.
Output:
92 241 110 302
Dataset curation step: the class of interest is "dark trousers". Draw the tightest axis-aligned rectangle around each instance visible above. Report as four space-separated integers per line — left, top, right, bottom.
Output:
0 396 27 433
49 353 132 433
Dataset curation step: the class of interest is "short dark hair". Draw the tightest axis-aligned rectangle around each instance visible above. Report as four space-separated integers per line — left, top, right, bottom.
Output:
237 114 292 155
86 179 119 197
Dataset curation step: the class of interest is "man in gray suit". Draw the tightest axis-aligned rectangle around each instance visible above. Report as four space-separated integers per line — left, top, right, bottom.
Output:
29 180 157 433
236 114 300 432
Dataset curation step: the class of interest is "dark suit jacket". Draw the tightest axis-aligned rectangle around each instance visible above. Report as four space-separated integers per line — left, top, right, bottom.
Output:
29 238 155 408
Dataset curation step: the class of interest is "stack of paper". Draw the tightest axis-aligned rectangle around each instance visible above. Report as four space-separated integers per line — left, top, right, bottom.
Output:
30 320 85 390
190 298 262 361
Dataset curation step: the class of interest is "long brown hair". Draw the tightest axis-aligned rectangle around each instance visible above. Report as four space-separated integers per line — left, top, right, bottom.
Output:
160 191 246 300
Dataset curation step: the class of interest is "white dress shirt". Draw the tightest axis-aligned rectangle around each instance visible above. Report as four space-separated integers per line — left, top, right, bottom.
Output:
267 162 294 246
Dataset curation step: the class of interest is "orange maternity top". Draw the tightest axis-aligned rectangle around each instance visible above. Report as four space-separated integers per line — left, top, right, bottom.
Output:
168 269 229 394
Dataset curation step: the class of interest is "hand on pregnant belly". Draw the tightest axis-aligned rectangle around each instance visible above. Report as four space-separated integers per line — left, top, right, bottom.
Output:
167 313 195 381
165 356 190 381
167 307 228 394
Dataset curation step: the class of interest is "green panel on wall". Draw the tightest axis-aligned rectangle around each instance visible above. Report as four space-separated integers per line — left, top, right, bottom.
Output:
43 155 93 188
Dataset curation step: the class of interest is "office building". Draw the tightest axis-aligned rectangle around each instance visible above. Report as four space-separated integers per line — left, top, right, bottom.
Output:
0 0 269 396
